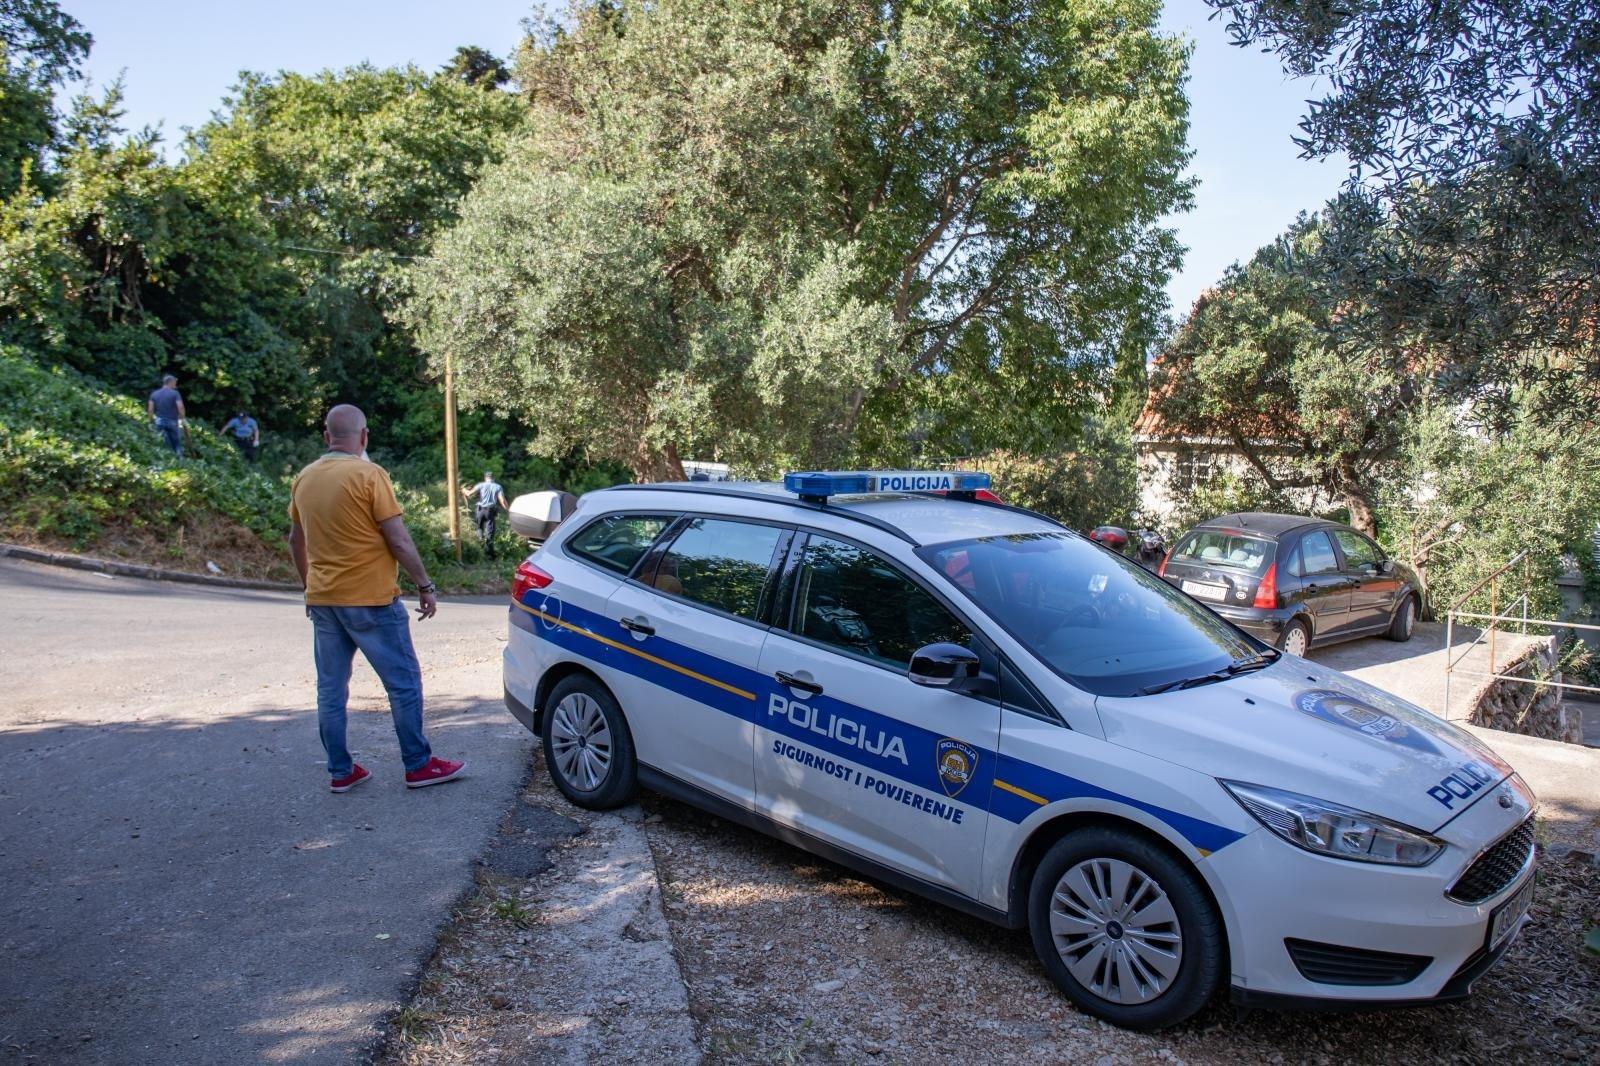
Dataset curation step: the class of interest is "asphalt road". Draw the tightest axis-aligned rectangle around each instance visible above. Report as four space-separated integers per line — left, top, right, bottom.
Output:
0 558 533 1064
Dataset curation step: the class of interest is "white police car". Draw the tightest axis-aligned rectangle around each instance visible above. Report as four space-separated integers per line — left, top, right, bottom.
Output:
502 471 1537 1030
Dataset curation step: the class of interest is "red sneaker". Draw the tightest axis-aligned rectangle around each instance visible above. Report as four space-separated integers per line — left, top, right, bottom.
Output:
405 757 465 789
331 764 371 793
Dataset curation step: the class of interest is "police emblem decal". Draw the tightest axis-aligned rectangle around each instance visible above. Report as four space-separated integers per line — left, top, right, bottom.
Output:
936 738 979 798
1293 689 1442 755
1497 789 1514 810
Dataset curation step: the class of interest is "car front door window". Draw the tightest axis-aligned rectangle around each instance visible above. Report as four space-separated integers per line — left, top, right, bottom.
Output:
792 534 973 669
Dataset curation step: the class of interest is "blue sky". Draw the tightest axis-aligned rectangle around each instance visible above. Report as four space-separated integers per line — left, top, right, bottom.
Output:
66 0 1348 318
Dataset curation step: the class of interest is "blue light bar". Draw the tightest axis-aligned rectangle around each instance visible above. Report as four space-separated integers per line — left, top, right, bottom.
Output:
782 470 991 500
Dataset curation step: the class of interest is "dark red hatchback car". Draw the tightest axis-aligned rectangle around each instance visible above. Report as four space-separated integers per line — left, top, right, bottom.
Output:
1158 512 1420 656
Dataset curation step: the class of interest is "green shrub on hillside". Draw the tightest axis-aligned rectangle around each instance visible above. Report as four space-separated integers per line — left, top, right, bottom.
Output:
0 348 290 549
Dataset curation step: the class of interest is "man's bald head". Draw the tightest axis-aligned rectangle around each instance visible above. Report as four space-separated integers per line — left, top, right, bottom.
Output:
324 404 368 453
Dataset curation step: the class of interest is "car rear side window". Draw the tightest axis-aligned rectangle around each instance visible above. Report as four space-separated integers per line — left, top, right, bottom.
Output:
1298 531 1339 575
791 534 972 670
648 518 787 621
1172 530 1274 574
566 514 676 576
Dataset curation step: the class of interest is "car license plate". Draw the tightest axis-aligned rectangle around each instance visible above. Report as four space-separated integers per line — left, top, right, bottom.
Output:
1182 580 1226 601
1488 876 1535 951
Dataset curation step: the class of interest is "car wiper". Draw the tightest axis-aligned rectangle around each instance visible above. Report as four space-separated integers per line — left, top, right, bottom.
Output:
1227 651 1277 674
1134 653 1278 696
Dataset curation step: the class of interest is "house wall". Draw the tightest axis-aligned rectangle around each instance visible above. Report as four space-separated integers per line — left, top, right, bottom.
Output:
1136 440 1333 530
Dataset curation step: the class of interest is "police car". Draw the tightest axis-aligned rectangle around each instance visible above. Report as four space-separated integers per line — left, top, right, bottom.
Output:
501 471 1537 1030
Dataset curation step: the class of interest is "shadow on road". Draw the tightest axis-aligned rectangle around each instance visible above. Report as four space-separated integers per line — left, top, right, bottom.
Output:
0 697 533 1064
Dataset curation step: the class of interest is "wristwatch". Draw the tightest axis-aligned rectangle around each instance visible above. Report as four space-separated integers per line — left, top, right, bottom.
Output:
418 582 438 595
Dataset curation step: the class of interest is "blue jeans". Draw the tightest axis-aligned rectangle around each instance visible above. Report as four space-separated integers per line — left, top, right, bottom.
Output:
154 418 183 458
308 599 432 776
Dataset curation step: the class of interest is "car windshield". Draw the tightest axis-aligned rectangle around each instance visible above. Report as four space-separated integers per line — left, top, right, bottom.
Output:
1171 529 1274 573
921 532 1264 697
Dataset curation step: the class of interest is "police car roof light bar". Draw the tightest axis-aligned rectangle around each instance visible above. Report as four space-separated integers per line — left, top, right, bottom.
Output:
782 470 991 503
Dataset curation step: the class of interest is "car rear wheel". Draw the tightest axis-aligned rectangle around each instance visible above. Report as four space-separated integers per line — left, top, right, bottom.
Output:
1386 595 1415 642
1028 828 1224 1031
541 674 638 809
1280 619 1310 657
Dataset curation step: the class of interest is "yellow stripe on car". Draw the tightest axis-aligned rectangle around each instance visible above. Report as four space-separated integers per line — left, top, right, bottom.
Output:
511 598 756 701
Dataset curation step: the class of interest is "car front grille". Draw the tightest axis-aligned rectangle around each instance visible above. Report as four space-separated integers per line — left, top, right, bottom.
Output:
1448 818 1536 905
1284 939 1432 986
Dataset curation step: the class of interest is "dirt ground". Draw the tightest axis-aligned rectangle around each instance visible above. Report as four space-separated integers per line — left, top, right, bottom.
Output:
387 757 1598 1065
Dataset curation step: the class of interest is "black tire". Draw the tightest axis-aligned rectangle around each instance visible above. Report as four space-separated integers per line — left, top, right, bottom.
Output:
540 674 638 810
1279 618 1311 657
1386 595 1415 642
1027 828 1224 1031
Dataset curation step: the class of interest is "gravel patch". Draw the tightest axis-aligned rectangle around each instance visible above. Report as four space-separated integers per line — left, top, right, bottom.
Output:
384 758 1597 1064
643 793 1598 1065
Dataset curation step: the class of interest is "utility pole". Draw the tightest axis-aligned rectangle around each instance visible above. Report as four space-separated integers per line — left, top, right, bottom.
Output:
444 350 461 562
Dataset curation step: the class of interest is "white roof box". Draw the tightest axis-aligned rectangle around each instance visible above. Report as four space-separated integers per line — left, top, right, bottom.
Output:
508 490 578 542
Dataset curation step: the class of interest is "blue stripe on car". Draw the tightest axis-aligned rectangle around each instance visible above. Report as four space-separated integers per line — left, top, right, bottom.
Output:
511 594 1243 854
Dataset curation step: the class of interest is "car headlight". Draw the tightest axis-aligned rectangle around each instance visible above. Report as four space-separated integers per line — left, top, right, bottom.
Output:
1221 781 1444 866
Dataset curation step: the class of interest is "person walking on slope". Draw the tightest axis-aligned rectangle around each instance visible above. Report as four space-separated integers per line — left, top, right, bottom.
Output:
222 410 261 461
460 471 509 559
147 374 187 458
287 404 464 793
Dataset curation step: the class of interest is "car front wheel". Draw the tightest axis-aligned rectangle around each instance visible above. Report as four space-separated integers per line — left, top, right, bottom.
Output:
541 674 638 810
1028 828 1224 1031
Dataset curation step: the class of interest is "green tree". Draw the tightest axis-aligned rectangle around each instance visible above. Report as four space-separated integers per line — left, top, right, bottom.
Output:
409 0 1192 480
0 0 91 196
441 45 511 89
1377 399 1600 616
1206 0 1600 424
0 75 315 423
1152 194 1416 535
186 64 525 431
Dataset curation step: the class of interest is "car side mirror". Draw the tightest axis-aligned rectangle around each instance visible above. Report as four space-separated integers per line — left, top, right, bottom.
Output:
908 643 981 689
1379 559 1395 574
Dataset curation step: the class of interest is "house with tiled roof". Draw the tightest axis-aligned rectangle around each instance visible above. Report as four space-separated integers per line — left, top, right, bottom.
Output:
1132 387 1337 526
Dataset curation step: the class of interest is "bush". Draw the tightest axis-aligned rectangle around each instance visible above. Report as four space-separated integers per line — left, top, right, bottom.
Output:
973 418 1142 531
0 347 291 551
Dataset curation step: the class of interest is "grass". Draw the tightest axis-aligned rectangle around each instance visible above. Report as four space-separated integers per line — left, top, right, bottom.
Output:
0 346 529 591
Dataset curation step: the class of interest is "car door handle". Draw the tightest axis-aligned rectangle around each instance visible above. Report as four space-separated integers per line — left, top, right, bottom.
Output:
619 616 655 637
774 671 823 696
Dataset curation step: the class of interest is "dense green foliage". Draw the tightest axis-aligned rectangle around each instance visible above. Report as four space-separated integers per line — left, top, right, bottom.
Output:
1207 0 1600 425
0 0 89 196
410 0 1191 480
1155 198 1599 614
976 416 1142 531
1152 194 1416 534
0 346 288 548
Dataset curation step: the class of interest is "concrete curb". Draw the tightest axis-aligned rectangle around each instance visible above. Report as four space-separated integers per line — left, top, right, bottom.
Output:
0 542 299 592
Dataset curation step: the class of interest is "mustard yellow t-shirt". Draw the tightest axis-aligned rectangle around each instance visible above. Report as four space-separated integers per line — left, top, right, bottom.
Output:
288 452 404 606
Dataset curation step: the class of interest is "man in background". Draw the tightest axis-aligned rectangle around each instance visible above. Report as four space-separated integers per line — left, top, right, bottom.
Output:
147 374 186 458
222 410 261 461
288 404 464 793
460 471 509 559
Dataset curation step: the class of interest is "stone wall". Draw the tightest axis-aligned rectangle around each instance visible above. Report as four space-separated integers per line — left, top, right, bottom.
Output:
1468 634 1585 743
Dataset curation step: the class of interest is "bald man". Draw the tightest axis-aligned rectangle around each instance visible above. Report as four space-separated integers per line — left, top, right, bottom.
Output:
287 405 464 793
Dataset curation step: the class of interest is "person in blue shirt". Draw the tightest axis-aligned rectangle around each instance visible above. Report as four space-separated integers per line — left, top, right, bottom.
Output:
459 472 509 558
222 411 261 462
146 375 187 458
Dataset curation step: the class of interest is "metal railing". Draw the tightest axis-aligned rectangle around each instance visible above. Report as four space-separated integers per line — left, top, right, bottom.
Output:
1443 549 1599 721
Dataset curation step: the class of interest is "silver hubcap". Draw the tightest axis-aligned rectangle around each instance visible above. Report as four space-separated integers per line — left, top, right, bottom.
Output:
1284 626 1308 656
1400 601 1412 635
1049 858 1184 1004
549 693 612 792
